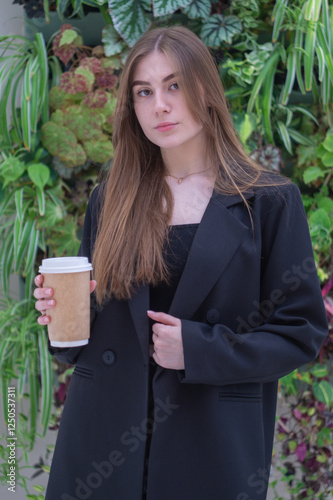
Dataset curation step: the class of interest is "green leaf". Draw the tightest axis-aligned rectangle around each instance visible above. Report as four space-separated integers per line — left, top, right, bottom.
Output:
281 47 296 105
28 350 39 447
35 32 49 123
310 363 329 378
22 58 32 150
322 152 333 166
303 166 326 184
309 208 332 231
41 121 85 168
322 134 333 152
60 29 78 47
28 164 50 191
57 0 71 18
49 216 81 256
0 157 26 187
102 25 127 56
63 106 104 141
182 0 211 19
247 50 280 113
153 0 191 16
280 370 298 395
317 24 333 82
235 113 255 146
304 18 317 91
317 196 333 214
272 0 288 43
109 0 151 47
33 485 45 493
14 217 35 272
75 66 95 92
287 129 314 147
288 439 297 452
290 105 319 126
84 137 114 164
313 380 333 406
201 14 242 47
276 121 292 155
38 330 52 434
24 223 39 275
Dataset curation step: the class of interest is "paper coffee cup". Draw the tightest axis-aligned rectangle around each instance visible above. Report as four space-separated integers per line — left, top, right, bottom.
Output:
39 257 93 347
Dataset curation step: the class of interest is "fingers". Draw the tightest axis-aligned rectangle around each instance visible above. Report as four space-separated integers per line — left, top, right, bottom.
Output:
34 274 43 287
37 313 51 326
34 274 55 325
147 310 181 327
90 280 97 294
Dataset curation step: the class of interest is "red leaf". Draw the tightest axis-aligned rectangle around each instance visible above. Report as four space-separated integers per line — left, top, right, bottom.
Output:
80 57 103 74
316 402 326 413
60 24 73 34
53 31 76 65
83 89 108 108
95 68 118 90
293 408 302 421
295 442 307 462
60 72 89 94
322 446 332 458
55 383 67 404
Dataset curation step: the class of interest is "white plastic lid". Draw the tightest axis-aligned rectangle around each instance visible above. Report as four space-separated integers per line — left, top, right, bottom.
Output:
39 257 93 274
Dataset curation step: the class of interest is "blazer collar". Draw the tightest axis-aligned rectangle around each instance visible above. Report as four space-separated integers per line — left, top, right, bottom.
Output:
128 189 253 364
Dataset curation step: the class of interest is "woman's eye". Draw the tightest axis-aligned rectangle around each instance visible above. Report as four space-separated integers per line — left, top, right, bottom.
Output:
138 89 151 97
170 82 179 90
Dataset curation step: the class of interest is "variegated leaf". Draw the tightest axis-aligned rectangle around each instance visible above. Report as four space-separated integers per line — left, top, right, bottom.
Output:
183 0 211 20
201 14 242 48
153 0 191 17
102 24 128 56
108 0 151 47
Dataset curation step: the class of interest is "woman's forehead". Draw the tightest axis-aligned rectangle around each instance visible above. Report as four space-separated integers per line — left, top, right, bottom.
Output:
132 51 176 80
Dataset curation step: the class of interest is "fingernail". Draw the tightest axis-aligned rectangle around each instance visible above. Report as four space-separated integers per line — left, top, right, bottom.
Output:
47 300 54 306
45 289 52 296
147 310 156 314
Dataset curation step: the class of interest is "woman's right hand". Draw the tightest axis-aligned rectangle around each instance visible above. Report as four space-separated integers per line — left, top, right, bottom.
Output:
34 275 96 326
34 274 55 325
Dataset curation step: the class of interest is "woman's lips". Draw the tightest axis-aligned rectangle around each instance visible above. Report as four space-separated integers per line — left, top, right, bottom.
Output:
155 122 177 132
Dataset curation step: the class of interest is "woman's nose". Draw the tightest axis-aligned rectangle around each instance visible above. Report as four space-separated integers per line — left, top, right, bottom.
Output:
154 90 170 114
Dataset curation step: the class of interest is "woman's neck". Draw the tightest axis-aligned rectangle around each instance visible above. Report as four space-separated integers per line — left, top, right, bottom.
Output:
161 133 209 178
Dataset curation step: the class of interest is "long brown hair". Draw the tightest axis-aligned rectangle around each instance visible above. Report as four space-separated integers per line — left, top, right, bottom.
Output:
93 26 285 304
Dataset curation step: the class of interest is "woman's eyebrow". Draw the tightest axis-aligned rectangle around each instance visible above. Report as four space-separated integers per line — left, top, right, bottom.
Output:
132 73 177 87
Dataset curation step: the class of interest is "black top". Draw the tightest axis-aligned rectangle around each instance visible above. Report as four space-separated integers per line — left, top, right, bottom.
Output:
149 223 199 327
144 223 199 498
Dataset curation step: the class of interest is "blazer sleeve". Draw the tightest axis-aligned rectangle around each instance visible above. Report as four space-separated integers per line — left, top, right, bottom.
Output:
47 185 101 365
179 183 328 385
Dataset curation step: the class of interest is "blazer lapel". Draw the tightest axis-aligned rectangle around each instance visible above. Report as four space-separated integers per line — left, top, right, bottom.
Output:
127 190 253 364
168 190 253 320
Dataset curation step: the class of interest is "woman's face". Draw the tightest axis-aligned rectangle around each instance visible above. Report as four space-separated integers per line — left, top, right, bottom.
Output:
132 51 205 153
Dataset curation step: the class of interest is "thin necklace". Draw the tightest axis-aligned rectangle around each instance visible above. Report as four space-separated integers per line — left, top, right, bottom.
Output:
165 167 211 184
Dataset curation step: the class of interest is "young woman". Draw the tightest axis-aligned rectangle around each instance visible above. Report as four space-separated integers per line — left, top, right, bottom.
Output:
34 26 328 500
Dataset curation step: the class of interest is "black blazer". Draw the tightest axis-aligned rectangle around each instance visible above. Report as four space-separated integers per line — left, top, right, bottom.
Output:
46 182 328 500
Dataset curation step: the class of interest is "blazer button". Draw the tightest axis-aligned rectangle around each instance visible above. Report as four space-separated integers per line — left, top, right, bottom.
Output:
207 308 220 324
102 350 116 365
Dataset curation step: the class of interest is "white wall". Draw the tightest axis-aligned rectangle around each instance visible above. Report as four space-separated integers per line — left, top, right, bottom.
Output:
0 1 25 37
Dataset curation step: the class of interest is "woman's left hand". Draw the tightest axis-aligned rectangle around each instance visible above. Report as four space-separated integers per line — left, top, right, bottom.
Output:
147 310 185 370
